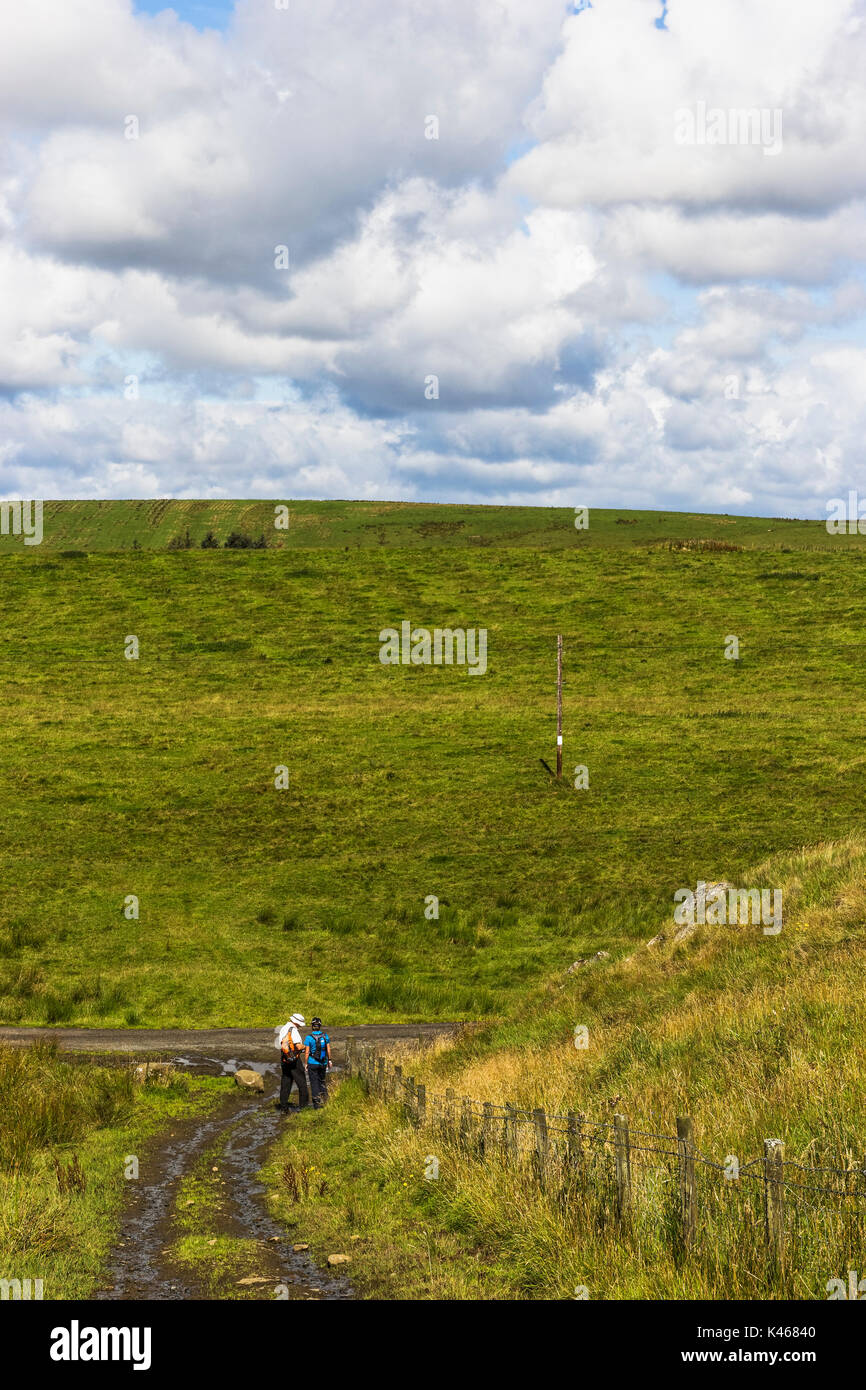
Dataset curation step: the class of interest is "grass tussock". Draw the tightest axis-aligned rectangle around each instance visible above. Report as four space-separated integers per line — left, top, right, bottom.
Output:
0 1041 134 1173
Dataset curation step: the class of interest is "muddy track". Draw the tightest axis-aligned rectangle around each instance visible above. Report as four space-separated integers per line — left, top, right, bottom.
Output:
96 1074 351 1302
5 1023 459 1301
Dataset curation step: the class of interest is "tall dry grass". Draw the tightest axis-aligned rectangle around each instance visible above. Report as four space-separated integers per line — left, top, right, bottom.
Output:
325 838 866 1298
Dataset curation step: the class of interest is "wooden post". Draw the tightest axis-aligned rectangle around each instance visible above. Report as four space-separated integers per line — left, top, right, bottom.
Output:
504 1103 518 1166
532 1108 549 1188
405 1076 415 1115
556 633 563 779
415 1082 426 1127
392 1064 402 1103
376 1056 385 1096
763 1138 785 1272
445 1087 455 1140
481 1102 494 1158
676 1116 697 1251
613 1114 631 1221
566 1111 584 1175
460 1098 473 1152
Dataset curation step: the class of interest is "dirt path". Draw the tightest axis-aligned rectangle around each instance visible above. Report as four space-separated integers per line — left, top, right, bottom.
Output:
95 1077 350 1302
2 1024 458 1301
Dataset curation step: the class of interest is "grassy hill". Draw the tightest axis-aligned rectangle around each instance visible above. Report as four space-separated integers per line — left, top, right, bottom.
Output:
1 497 864 553
272 836 866 1300
0 501 865 1028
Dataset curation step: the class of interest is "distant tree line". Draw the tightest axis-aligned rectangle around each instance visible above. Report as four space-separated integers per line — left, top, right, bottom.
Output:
167 528 267 550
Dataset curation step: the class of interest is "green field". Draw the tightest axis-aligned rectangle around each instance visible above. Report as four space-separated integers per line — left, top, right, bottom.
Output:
1 501 865 1027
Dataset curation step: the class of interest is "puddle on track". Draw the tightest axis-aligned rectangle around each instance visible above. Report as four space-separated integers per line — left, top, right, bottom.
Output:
96 1061 352 1302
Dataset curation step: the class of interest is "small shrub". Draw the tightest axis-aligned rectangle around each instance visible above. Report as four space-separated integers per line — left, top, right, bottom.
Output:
167 529 193 550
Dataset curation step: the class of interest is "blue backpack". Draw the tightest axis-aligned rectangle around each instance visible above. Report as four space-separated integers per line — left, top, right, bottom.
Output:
307 1031 329 1065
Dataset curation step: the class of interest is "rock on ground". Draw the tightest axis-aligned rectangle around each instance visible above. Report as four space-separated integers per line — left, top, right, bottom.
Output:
132 1061 175 1084
566 950 610 974
234 1068 265 1092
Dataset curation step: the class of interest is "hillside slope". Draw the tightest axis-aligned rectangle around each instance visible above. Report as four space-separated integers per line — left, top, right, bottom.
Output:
272 836 866 1300
1 525 865 1026
0 498 861 552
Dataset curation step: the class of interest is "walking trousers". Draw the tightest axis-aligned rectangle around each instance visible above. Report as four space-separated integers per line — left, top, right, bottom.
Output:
279 1058 309 1110
308 1064 329 1107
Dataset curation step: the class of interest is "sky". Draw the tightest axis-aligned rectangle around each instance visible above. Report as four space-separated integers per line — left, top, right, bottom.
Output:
1 0 865 514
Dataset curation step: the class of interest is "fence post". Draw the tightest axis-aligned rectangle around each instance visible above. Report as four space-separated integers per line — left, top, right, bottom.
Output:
481 1102 494 1159
376 1056 385 1096
460 1098 473 1153
404 1075 415 1117
763 1139 785 1273
566 1111 584 1175
392 1063 402 1103
415 1082 426 1128
504 1103 518 1166
613 1114 631 1221
445 1087 455 1140
532 1108 549 1189
676 1116 697 1251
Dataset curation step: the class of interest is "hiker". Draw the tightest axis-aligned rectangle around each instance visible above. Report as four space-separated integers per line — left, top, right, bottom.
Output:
276 1013 309 1113
304 1017 332 1108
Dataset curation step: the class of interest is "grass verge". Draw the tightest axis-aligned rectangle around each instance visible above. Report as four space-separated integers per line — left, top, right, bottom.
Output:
0 1043 225 1298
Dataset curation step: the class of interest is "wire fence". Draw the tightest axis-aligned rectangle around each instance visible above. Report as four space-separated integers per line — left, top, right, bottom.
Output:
346 1042 866 1268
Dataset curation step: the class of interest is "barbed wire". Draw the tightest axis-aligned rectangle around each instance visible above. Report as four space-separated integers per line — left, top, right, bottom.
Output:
356 1048 866 1204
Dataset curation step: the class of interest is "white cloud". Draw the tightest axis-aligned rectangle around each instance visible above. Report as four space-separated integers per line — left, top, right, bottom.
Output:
0 0 864 513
